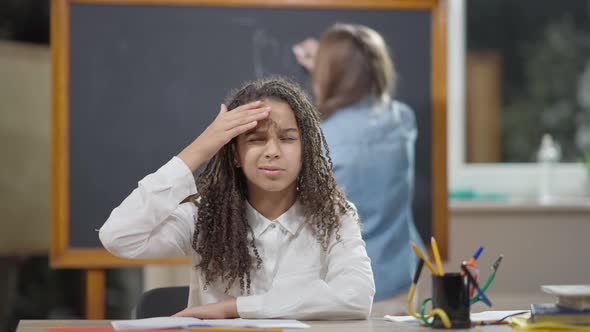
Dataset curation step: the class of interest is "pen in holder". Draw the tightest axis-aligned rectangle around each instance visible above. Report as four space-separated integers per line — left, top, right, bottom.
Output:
431 273 471 329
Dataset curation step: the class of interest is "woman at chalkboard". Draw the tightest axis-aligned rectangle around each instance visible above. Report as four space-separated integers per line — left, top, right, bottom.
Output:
99 77 375 319
293 23 424 316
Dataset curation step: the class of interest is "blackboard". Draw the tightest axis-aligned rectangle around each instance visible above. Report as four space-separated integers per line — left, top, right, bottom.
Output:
51 0 447 268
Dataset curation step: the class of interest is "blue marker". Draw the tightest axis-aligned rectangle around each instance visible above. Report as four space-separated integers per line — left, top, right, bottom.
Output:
467 246 484 265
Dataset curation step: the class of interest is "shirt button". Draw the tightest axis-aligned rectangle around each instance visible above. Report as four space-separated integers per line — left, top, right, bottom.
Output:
270 223 276 229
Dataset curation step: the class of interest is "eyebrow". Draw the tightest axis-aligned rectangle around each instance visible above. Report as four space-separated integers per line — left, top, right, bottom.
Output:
281 128 299 134
245 128 299 135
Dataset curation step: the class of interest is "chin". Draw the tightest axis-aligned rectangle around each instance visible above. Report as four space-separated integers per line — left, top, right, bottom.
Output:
259 183 291 193
254 179 296 193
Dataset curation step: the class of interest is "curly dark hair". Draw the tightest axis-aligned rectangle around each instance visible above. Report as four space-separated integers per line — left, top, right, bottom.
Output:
188 76 353 294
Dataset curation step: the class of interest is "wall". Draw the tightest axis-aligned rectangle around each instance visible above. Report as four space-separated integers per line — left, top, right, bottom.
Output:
447 202 590 311
0 41 50 255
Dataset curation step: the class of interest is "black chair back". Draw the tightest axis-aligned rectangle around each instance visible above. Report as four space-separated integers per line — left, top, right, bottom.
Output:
135 286 189 318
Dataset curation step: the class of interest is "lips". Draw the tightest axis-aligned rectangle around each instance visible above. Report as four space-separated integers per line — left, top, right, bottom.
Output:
259 166 285 177
259 166 284 171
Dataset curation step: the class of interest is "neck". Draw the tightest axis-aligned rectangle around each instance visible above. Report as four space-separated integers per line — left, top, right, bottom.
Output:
247 185 297 221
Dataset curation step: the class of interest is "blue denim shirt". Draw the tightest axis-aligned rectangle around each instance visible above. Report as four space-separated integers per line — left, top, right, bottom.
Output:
321 97 424 301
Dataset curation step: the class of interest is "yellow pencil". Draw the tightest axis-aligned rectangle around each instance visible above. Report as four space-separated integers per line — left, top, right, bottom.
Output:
431 236 445 276
410 241 438 275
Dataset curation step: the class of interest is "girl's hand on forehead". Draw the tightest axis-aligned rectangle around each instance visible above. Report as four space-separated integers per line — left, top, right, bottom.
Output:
178 101 271 171
209 100 271 149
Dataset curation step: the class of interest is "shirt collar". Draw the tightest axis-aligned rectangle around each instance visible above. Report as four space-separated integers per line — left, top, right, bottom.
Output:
245 199 305 237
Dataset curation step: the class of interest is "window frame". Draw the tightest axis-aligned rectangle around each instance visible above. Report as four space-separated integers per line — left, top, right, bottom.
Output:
447 0 588 199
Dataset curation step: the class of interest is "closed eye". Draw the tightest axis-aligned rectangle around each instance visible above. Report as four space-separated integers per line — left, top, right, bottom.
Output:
248 138 265 142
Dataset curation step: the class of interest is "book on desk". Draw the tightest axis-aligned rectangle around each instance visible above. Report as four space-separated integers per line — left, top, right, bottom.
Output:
531 303 590 325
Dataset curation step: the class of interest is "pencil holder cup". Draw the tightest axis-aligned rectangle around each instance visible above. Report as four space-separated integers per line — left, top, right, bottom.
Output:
431 273 471 329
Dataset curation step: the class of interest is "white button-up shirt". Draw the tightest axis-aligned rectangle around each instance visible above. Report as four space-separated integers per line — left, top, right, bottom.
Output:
99 157 375 320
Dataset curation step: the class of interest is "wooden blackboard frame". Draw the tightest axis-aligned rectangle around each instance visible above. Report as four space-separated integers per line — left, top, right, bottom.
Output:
51 0 447 317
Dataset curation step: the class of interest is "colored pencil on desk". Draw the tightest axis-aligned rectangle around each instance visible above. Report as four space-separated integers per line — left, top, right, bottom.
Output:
410 241 438 275
467 246 484 266
431 236 445 276
461 263 492 307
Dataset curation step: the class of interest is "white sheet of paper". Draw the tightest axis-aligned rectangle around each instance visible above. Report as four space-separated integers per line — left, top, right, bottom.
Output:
470 310 529 321
542 285 590 297
111 317 310 330
384 310 529 325
203 319 310 329
383 315 422 325
112 317 201 330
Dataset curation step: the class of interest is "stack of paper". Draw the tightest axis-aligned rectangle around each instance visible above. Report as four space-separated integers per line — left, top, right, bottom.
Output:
542 285 590 310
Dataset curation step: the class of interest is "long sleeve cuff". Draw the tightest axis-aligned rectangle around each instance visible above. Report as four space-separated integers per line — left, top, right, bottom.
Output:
141 156 197 200
236 294 266 318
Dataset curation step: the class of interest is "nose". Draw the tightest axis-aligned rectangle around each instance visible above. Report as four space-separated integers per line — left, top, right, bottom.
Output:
264 137 280 160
